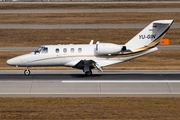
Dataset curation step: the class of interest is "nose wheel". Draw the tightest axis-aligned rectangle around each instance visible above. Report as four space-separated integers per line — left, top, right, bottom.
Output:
24 69 30 76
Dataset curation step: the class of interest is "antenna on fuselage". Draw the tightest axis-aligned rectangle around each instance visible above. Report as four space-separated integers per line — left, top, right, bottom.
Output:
96 41 99 44
89 40 94 44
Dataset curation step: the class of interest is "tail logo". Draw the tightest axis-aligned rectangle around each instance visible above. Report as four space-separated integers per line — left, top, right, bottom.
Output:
139 34 156 39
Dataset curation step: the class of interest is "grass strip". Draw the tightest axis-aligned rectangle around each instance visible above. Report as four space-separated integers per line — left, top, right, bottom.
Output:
0 98 180 119
0 29 179 47
0 12 179 24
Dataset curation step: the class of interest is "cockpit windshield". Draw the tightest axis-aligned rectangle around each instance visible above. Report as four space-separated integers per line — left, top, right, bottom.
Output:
34 46 48 54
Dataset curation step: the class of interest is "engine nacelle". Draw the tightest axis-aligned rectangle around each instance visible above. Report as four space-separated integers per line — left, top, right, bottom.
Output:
95 43 122 55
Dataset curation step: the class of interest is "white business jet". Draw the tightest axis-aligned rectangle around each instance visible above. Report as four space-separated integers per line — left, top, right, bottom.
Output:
6 20 174 76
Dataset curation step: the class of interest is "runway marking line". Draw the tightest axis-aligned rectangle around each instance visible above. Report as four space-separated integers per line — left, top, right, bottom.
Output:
62 80 180 83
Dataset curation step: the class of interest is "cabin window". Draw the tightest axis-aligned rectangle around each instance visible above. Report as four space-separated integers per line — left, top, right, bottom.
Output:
55 48 59 53
41 47 48 54
63 48 67 53
78 48 82 53
71 48 74 53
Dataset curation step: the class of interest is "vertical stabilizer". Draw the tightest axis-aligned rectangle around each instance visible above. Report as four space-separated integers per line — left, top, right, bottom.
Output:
125 20 174 52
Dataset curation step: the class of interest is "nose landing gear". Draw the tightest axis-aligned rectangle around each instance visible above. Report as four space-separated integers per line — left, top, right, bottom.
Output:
24 68 30 76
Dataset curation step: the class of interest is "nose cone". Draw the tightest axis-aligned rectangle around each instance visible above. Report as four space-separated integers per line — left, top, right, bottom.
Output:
6 58 15 66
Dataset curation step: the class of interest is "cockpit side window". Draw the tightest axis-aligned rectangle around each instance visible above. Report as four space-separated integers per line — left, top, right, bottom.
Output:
34 47 48 54
34 47 43 54
41 47 48 54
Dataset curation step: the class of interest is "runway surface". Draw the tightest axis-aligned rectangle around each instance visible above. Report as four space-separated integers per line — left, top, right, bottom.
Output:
0 1 180 4
0 46 179 51
0 24 179 29
0 70 180 97
1 8 180 14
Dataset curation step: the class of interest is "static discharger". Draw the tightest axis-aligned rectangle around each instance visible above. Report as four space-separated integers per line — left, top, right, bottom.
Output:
161 39 170 45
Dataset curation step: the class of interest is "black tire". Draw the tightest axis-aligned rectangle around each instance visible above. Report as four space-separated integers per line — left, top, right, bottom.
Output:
24 69 30 76
85 71 92 76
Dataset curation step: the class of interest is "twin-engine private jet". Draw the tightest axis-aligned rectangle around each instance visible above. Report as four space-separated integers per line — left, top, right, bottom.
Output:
7 20 174 76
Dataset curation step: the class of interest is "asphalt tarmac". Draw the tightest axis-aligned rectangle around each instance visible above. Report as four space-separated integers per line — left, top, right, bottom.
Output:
0 70 180 97
0 1 180 4
0 24 178 29
1 8 180 14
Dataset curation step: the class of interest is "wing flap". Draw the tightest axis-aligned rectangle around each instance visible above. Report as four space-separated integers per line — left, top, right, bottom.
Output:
72 60 103 72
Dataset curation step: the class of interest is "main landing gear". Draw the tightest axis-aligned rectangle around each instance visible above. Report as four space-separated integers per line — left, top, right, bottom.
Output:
24 68 30 76
83 61 93 76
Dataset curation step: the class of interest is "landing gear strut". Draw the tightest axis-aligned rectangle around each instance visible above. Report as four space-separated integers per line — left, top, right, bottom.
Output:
24 68 30 76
